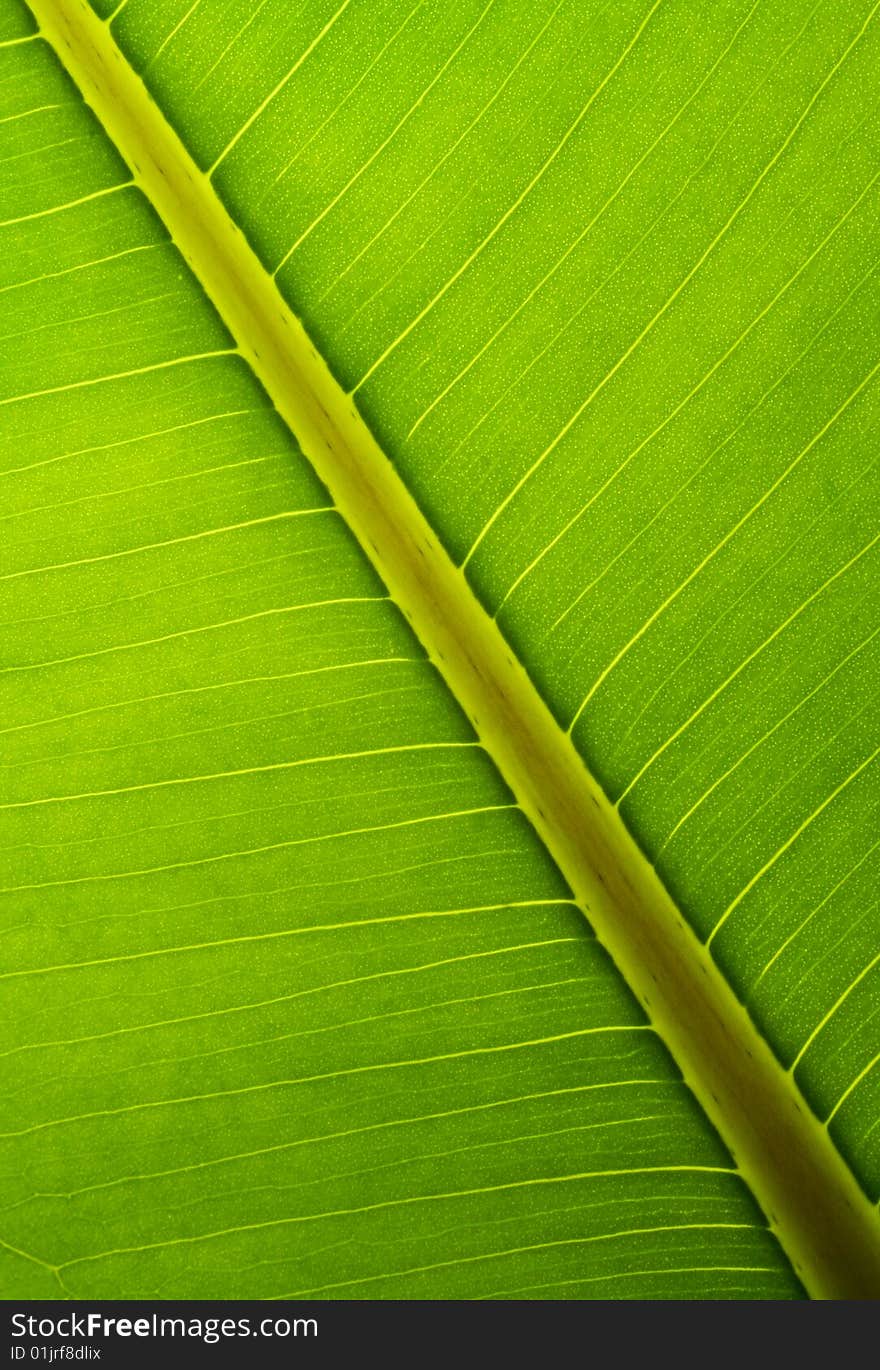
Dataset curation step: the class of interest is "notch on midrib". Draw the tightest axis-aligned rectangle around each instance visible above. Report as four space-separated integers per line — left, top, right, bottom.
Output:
26 0 880 1299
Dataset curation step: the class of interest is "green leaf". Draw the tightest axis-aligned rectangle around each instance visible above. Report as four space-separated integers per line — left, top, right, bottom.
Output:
1 0 878 1300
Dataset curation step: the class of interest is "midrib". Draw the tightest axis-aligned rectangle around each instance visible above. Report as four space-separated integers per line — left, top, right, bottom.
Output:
27 0 880 1299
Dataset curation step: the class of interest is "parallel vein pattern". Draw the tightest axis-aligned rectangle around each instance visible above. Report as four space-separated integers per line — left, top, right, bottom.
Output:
0 0 798 1298
101 0 880 1202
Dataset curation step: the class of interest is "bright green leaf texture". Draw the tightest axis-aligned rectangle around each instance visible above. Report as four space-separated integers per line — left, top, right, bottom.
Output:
1 0 877 1301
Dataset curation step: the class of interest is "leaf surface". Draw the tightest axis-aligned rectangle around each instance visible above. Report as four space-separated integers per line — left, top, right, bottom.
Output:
1 0 878 1299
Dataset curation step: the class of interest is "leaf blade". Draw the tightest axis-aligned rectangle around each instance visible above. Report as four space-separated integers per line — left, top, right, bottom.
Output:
0 0 803 1300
